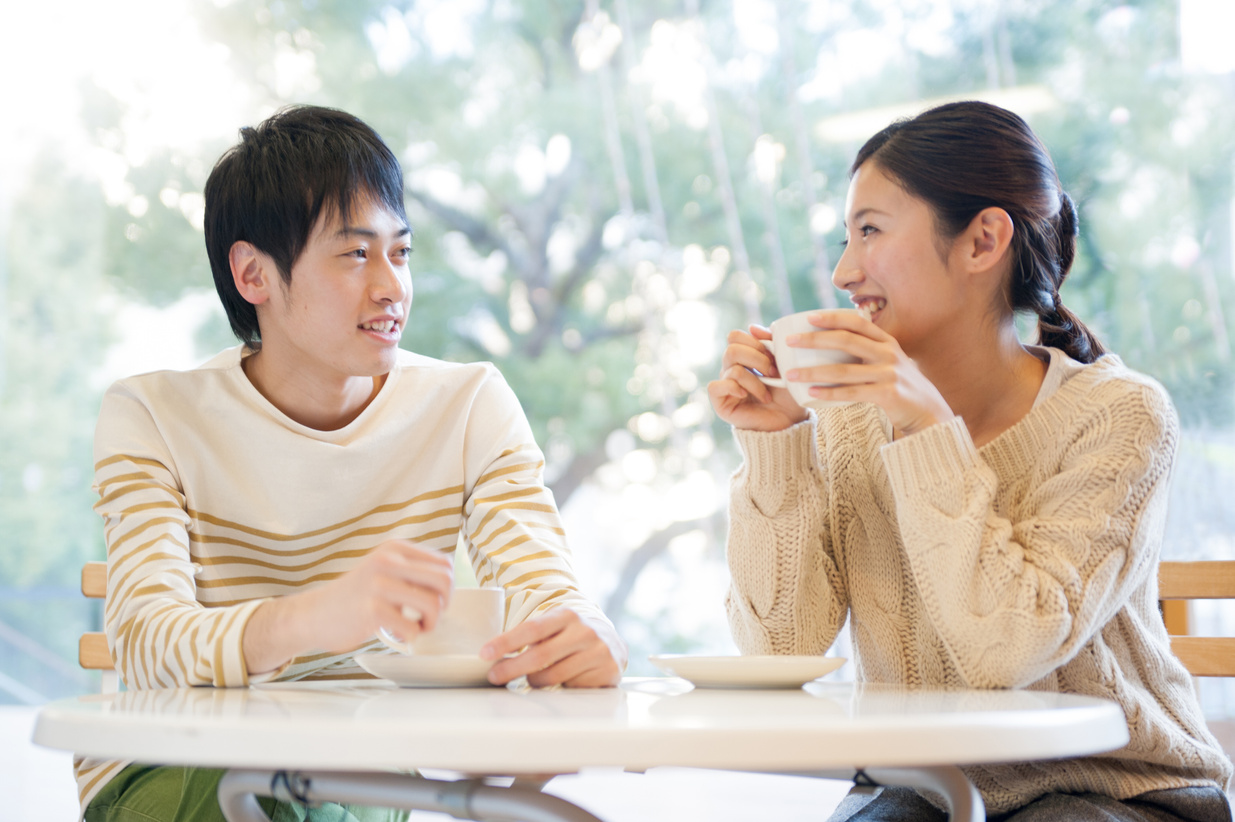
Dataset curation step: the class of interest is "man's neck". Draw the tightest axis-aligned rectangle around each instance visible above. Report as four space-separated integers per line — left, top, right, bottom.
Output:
241 350 384 431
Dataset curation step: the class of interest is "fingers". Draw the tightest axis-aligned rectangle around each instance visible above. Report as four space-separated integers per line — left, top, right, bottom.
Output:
368 540 454 633
480 609 565 661
481 610 621 688
721 328 777 376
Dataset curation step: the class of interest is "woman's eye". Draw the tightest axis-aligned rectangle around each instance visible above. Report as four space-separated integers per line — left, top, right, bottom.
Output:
860 225 877 237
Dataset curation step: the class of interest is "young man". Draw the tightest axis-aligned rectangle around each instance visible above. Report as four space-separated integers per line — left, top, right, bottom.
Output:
79 105 626 821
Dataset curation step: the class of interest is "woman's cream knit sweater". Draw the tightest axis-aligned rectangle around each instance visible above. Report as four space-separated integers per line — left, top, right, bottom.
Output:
725 347 1232 813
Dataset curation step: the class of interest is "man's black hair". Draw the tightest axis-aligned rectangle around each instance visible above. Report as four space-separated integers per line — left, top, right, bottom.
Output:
203 105 408 346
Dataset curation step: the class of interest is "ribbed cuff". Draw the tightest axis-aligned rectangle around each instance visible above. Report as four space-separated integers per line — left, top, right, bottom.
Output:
734 415 819 485
880 417 979 502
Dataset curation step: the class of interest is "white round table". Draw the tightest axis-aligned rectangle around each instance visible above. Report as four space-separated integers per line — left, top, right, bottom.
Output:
33 678 1129 822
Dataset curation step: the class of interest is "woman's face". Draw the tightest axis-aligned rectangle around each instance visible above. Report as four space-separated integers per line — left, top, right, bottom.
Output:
831 161 969 357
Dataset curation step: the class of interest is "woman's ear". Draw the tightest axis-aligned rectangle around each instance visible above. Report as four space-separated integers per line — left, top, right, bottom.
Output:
230 241 272 306
963 207 1015 273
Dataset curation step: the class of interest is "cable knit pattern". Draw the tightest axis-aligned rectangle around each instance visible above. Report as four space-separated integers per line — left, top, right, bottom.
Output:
725 347 1232 814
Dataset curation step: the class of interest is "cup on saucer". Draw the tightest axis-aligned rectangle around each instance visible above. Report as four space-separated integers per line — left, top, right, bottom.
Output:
376 586 504 656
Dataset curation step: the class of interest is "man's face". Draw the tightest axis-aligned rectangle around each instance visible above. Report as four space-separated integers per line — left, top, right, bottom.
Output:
256 195 413 388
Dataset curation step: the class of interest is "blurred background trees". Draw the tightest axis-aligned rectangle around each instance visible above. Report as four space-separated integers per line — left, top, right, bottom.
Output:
3 0 1234 703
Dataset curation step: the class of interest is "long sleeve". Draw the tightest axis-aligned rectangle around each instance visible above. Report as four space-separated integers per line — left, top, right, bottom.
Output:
882 379 1176 689
93 384 272 689
724 416 847 655
718 350 1231 811
461 367 608 628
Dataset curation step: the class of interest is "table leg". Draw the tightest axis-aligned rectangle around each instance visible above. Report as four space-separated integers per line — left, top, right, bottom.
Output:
217 769 606 822
802 766 984 822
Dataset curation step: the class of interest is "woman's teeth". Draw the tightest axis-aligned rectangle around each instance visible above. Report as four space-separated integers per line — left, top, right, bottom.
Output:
362 320 396 333
857 299 886 320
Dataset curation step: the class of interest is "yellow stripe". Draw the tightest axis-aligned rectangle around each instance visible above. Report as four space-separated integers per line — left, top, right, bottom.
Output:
105 550 192 622
474 459 544 487
196 569 347 591
478 551 559 588
95 469 159 490
531 589 572 611
472 487 542 506
501 568 571 588
105 518 189 561
473 501 557 535
483 534 536 562
472 519 518 553
190 512 461 555
78 759 127 803
192 532 456 580
188 485 464 541
96 483 187 510
95 454 168 472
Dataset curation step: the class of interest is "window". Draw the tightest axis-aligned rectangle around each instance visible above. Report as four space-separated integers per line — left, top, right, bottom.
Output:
1 0 1232 711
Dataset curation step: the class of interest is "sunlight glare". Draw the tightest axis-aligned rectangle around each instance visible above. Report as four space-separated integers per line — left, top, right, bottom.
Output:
0 0 251 201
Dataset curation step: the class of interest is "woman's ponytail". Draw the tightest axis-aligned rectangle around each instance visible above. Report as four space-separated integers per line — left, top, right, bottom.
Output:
1032 192 1105 363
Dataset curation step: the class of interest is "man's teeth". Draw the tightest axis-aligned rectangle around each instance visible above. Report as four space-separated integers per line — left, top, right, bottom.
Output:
362 320 397 332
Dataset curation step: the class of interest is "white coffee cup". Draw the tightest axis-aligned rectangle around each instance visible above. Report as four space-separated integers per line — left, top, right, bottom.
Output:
376 586 505 656
758 309 861 407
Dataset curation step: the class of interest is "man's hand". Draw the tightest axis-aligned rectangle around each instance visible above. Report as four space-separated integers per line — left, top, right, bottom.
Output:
480 608 626 688
243 539 454 676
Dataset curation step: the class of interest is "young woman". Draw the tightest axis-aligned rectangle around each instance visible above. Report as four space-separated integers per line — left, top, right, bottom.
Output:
708 101 1232 821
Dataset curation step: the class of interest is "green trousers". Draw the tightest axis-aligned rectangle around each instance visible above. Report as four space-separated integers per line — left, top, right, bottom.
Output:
85 765 409 822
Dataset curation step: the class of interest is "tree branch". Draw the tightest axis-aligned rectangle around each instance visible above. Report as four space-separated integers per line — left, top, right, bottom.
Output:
604 511 727 626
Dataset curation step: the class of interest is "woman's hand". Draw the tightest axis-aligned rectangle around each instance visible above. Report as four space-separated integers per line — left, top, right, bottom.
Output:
708 325 811 431
787 310 954 437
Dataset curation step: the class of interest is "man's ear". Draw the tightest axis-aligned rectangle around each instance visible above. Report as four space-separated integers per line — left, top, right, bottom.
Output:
230 241 272 305
962 207 1015 273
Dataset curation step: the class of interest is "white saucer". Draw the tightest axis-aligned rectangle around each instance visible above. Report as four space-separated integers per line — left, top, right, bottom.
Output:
356 653 496 688
648 655 846 689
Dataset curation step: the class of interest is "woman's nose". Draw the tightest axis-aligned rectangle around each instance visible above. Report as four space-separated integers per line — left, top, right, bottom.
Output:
831 244 862 292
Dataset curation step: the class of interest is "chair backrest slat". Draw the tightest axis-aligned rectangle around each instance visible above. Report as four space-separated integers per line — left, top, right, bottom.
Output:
80 561 113 674
1160 561 1235 601
1158 560 1235 678
82 561 107 599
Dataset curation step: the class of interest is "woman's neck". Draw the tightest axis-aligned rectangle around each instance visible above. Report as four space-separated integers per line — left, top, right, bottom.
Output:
914 320 1047 448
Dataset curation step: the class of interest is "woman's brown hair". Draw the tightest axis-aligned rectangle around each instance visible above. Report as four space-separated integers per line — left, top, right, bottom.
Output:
852 101 1104 363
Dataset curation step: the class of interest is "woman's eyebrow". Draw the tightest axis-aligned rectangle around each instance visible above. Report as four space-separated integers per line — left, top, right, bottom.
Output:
844 207 891 227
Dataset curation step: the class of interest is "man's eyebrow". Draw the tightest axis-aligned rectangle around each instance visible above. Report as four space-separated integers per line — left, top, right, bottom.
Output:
333 225 412 239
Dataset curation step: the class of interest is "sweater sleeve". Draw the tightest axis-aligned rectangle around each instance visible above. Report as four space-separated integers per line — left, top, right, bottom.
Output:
724 416 848 655
93 383 277 689
460 367 613 633
881 379 1178 689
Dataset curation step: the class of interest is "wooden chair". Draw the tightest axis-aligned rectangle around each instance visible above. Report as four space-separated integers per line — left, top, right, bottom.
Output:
1158 560 1235 677
1159 559 1235 765
80 560 119 693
